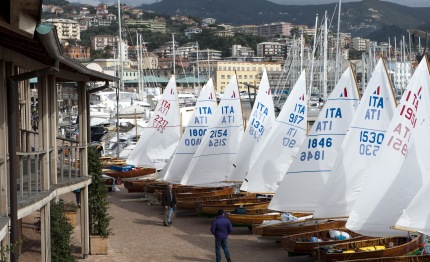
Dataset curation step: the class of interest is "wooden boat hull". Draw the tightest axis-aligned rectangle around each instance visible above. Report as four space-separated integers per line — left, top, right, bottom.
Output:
253 219 346 238
346 255 430 261
177 193 257 210
282 228 367 255
311 236 421 262
197 202 270 217
104 167 156 183
227 213 280 227
155 186 234 201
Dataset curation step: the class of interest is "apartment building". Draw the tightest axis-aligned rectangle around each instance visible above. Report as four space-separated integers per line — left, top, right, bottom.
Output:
91 35 119 51
257 42 287 60
65 45 91 60
125 19 167 33
215 61 283 93
258 22 292 38
43 18 81 41
351 37 370 51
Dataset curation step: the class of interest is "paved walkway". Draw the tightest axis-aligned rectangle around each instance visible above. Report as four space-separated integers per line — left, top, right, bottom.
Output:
81 185 312 262
20 185 313 262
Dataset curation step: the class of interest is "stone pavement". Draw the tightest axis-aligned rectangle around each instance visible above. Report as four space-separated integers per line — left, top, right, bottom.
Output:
19 185 313 262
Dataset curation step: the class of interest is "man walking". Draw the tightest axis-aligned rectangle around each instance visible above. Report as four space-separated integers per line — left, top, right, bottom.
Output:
161 184 176 226
210 209 232 262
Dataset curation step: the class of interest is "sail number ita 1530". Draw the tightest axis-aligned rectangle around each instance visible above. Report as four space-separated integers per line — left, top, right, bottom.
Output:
359 130 384 156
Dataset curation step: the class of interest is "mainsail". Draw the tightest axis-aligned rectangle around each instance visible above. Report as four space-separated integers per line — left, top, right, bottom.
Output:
268 66 360 212
313 59 397 219
127 76 181 169
228 69 275 182
162 79 217 183
181 74 244 186
241 70 307 193
346 57 430 237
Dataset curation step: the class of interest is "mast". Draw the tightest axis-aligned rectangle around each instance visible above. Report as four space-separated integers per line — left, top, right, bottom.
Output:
196 41 200 89
300 28 304 72
323 11 328 102
116 0 123 158
172 34 176 77
309 14 319 97
335 0 342 82
136 32 141 96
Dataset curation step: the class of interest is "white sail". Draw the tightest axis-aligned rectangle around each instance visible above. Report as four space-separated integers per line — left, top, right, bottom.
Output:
313 59 397 219
228 69 275 182
181 74 244 186
162 79 217 183
126 76 181 169
346 57 430 237
268 66 360 212
241 70 307 193
396 171 430 235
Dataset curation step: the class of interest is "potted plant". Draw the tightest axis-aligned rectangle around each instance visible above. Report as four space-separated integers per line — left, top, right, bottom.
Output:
88 146 112 255
63 201 79 227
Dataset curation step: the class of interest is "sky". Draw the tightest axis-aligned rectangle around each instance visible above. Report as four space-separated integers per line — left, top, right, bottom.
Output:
71 0 430 7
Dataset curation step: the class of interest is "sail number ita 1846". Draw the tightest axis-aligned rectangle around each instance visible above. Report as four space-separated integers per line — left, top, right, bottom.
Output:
300 137 332 161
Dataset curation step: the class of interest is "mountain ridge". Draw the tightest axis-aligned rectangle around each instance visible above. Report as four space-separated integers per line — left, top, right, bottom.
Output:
140 0 430 37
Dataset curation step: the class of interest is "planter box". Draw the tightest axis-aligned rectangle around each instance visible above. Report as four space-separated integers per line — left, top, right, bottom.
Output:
90 235 109 255
65 211 78 227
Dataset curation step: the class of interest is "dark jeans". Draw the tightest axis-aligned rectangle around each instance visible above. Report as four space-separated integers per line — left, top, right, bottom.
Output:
74 192 81 206
215 238 230 262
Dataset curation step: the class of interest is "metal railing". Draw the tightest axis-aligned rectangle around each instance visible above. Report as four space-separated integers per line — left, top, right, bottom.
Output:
16 130 83 199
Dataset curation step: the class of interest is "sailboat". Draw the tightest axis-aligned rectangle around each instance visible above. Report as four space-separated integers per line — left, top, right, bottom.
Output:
313 58 397 219
241 70 308 193
181 74 244 187
126 76 181 170
268 65 360 213
346 56 430 237
227 69 275 183
161 79 217 183
252 66 360 239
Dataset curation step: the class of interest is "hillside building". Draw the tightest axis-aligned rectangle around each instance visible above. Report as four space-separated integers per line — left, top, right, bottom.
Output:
43 18 81 41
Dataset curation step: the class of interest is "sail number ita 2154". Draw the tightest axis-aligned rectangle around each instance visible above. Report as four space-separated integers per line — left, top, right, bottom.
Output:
300 137 332 161
209 129 227 147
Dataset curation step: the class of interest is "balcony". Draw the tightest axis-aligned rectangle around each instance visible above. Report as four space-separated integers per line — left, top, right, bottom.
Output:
15 130 88 219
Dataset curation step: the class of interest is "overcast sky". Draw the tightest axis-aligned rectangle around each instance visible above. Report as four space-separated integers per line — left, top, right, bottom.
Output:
70 0 430 8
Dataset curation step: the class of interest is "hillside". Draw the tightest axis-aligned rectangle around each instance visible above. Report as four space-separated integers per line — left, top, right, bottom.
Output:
141 0 430 37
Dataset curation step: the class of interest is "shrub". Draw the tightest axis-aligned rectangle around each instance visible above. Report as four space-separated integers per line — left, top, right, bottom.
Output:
88 146 112 237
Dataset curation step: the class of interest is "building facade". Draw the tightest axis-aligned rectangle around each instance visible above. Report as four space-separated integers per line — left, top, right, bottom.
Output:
43 18 81 41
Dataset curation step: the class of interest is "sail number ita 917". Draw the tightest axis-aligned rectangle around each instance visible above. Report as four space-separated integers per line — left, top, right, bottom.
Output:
209 129 228 147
